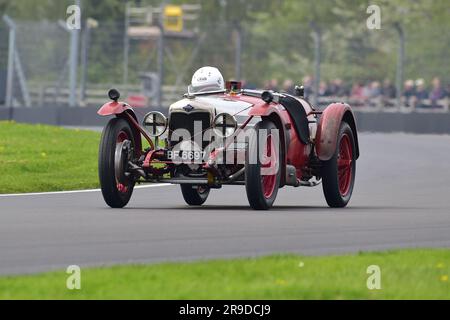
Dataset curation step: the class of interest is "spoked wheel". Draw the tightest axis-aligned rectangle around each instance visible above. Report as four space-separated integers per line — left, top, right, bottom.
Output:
99 118 136 208
322 121 356 208
181 185 210 206
245 120 281 210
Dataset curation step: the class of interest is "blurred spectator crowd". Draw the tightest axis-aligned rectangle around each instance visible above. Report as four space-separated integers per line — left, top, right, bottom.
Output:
251 76 449 110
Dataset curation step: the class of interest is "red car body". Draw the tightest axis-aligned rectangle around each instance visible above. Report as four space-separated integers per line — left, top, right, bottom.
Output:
97 84 359 210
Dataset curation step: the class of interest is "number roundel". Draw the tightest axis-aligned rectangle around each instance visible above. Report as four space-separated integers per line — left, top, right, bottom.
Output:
213 113 237 138
143 112 167 137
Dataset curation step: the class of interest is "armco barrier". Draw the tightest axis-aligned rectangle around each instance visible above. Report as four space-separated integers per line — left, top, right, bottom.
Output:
355 111 450 135
0 106 156 127
0 106 449 134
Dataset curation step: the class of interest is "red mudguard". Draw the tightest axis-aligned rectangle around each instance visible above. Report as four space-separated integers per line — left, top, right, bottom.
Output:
316 103 359 161
97 101 147 154
97 101 134 116
244 97 290 186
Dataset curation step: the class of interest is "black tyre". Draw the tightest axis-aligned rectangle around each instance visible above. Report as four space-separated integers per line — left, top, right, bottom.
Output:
99 117 136 208
322 121 356 208
181 185 210 206
245 120 281 210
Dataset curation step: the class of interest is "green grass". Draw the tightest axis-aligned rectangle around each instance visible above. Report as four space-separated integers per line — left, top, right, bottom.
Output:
0 123 448 300
0 121 100 193
0 249 449 299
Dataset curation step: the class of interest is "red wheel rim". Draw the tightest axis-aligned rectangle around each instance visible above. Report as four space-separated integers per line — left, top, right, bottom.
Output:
261 134 278 199
197 186 208 194
337 133 353 196
116 130 129 194
117 130 128 143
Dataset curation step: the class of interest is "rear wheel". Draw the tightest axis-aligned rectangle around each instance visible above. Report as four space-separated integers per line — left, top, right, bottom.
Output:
181 185 210 205
99 118 136 208
322 121 356 207
245 120 281 210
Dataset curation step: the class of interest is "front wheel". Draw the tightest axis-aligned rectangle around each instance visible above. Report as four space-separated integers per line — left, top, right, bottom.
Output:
321 121 356 208
245 120 281 210
181 185 210 206
99 118 136 208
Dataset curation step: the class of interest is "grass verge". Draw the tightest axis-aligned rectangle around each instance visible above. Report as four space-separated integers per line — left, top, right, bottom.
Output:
0 249 449 299
0 121 100 193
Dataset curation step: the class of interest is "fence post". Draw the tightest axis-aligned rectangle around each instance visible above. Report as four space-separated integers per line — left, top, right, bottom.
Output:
80 18 97 104
68 0 81 107
123 2 130 96
13 48 31 107
394 23 405 110
3 15 15 117
234 24 242 80
3 15 31 109
311 23 321 106
157 2 167 108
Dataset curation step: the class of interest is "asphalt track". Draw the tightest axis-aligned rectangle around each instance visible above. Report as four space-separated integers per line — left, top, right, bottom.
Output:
1 133 450 275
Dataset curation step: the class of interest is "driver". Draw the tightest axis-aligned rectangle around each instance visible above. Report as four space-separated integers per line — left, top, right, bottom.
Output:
188 66 224 94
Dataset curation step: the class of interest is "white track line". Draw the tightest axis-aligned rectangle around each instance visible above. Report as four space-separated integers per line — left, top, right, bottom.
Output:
0 184 172 197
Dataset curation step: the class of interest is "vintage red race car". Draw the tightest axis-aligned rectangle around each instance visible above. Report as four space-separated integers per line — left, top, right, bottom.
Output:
97 71 359 210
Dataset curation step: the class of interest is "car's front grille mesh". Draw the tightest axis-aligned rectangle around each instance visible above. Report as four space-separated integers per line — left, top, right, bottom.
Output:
169 112 212 149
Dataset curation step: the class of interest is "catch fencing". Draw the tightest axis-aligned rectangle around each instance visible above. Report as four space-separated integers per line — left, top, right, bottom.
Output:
0 15 448 113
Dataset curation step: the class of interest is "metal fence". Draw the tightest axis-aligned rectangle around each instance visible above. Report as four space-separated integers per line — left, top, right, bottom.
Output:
0 15 448 113
0 23 7 106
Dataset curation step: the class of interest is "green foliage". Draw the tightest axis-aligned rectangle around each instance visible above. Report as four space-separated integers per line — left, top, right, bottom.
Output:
242 0 449 83
0 249 449 299
0 0 71 20
1 0 448 86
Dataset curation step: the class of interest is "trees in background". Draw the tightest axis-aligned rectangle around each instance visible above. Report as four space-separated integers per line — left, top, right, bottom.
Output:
0 0 448 87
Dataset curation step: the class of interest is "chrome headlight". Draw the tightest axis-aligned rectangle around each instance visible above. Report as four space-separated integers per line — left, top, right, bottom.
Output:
143 111 167 137
213 113 237 138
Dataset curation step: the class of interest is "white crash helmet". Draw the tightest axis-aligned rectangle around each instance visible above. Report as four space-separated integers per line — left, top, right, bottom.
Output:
188 66 224 94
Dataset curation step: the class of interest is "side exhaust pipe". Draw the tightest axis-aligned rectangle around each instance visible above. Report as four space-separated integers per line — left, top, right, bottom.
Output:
285 165 321 187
